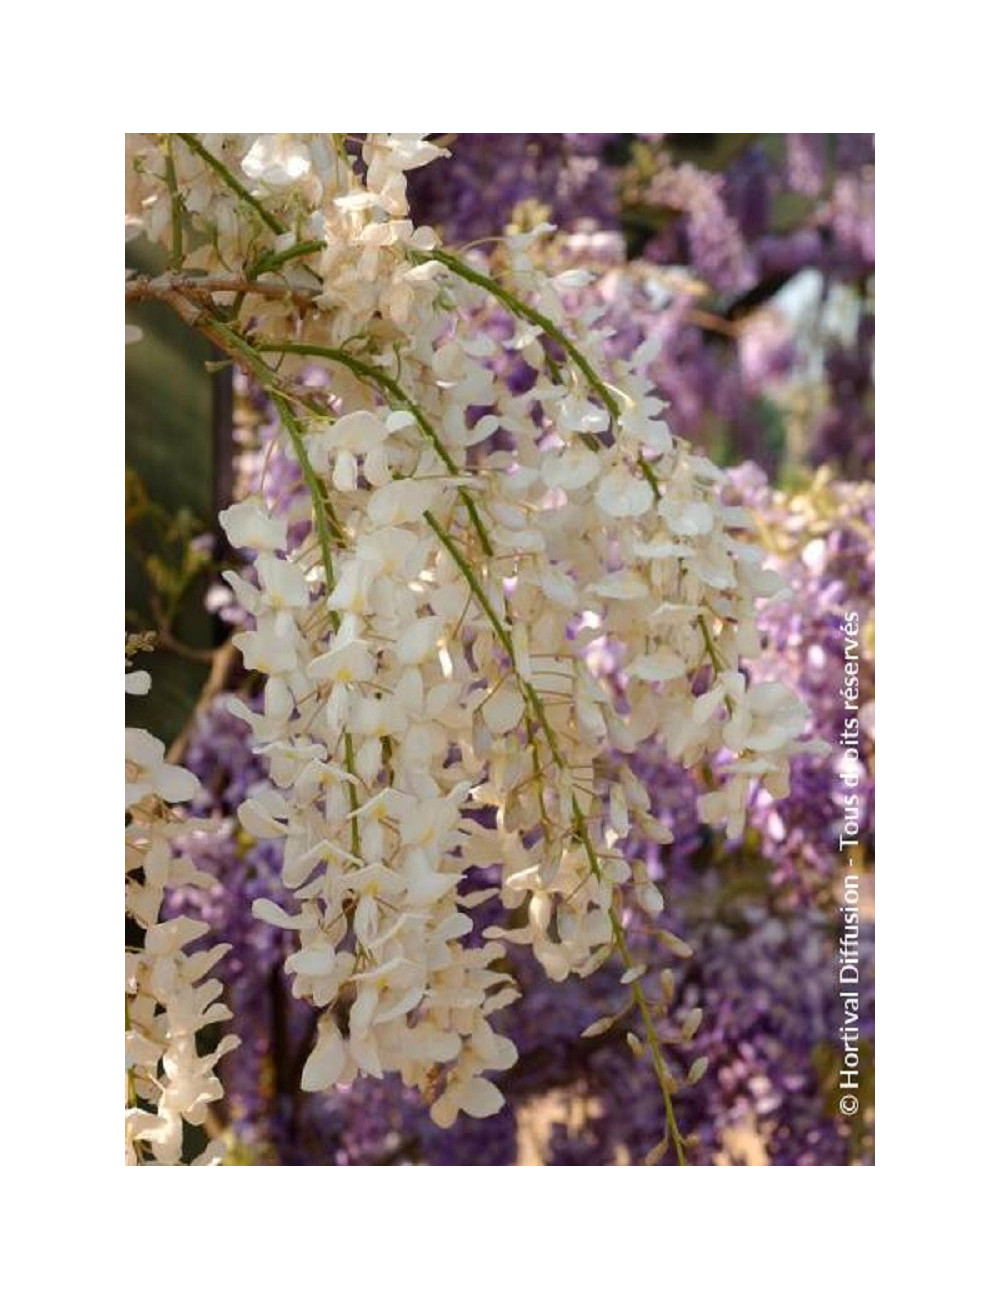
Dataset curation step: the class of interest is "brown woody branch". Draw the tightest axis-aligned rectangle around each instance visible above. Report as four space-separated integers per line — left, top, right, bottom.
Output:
126 273 320 309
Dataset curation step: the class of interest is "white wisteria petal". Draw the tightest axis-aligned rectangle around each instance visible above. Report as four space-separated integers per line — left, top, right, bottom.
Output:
459 1077 506 1119
301 1023 347 1091
595 466 654 517
588 571 650 600
627 650 688 683
659 498 714 536
367 478 440 527
481 684 524 735
242 135 313 191
541 445 601 490
219 497 287 552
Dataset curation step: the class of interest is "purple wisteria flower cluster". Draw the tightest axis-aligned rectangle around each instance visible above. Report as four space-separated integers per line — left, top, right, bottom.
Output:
409 133 874 479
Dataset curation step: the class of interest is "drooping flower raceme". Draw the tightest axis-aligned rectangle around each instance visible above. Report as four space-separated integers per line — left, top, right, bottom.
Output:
170 456 874 1166
125 133 819 1160
125 660 238 1164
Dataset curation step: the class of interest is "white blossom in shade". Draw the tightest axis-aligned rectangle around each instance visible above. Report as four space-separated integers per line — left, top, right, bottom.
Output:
125 662 237 1165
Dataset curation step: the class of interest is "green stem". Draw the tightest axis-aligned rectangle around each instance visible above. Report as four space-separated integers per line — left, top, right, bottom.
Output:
342 735 362 859
610 913 687 1165
423 510 510 644
125 996 138 1109
414 248 662 497
425 507 687 1164
176 134 285 236
257 340 494 559
696 611 738 723
228 239 327 324
272 394 361 859
271 396 344 588
187 318 341 498
698 613 726 675
418 248 621 418
163 142 184 267
250 239 327 277
526 719 552 843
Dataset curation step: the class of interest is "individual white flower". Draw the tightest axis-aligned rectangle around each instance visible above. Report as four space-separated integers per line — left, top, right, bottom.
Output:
232 623 300 675
241 134 313 192
627 649 688 683
256 553 311 611
367 477 441 527
309 410 390 491
219 497 287 552
660 497 715 536
301 1019 347 1092
125 729 200 807
588 571 650 601
595 465 655 517
430 1075 506 1127
540 444 602 491
723 681 809 754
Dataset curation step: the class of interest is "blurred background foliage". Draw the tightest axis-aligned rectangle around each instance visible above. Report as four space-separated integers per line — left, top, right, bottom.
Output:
126 242 219 742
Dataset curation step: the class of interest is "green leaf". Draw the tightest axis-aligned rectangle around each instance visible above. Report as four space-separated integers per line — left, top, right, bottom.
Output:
126 239 216 744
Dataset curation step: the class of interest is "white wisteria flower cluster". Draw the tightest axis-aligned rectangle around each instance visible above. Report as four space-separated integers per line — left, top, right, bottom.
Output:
125 659 238 1164
125 134 818 1161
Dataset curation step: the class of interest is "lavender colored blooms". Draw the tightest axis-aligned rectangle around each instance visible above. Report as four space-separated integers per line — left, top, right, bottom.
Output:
724 463 875 895
411 133 874 476
407 133 618 241
641 160 757 295
812 310 875 475
786 134 827 198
